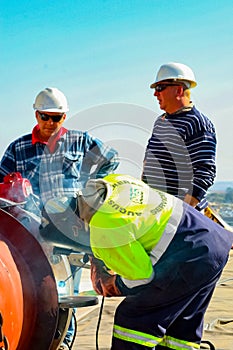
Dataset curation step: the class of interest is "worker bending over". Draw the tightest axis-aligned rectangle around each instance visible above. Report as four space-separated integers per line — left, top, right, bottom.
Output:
43 174 233 350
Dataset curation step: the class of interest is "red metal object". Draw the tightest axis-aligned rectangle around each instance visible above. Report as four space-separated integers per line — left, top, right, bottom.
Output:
0 172 32 202
0 209 59 350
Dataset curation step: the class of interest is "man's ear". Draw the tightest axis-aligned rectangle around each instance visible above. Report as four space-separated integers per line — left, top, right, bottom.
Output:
176 85 185 100
177 85 185 96
35 110 39 121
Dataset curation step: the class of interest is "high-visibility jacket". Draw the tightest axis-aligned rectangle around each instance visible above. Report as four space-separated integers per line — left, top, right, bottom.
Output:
89 174 233 294
90 174 185 289
87 174 233 349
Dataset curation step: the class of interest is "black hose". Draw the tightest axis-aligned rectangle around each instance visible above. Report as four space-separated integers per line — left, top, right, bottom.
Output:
69 310 78 349
96 296 105 350
200 340 216 349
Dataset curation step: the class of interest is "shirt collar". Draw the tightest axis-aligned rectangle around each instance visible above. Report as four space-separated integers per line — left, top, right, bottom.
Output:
32 125 68 152
170 103 194 115
162 103 194 120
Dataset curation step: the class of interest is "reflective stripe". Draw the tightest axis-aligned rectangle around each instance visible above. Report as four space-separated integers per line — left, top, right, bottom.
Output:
113 325 200 350
113 324 161 347
150 198 183 265
160 335 200 350
121 270 155 288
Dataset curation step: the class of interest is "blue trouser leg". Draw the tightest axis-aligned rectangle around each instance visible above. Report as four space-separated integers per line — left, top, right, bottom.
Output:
111 272 221 350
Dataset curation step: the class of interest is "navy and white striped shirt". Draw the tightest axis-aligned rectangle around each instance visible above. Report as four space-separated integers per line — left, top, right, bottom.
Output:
0 130 119 206
142 106 216 210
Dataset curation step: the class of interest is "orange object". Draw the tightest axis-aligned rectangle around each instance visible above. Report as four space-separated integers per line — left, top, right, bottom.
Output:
0 241 23 349
0 209 58 350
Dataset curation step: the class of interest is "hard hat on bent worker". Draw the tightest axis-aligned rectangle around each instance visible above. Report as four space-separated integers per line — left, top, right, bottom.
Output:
33 87 69 113
150 62 197 89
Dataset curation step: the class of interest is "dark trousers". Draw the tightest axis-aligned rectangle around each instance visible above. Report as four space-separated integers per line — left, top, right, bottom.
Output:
111 199 233 349
111 272 221 350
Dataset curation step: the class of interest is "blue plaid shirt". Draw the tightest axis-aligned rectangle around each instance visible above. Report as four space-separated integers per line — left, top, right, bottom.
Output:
0 129 119 206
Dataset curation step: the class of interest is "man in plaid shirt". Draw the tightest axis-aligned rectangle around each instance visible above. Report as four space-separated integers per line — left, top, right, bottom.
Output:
0 87 119 350
0 87 119 208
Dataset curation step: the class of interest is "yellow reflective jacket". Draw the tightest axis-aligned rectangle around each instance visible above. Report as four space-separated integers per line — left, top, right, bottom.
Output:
89 174 183 286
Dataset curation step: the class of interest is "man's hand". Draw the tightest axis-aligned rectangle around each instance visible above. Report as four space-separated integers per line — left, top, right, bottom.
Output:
184 194 199 207
89 256 122 297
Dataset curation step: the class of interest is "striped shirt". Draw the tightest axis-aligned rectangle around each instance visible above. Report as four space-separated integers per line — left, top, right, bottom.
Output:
142 105 216 210
0 129 119 206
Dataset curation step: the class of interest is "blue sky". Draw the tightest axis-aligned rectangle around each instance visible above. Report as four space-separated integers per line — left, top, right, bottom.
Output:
1 0 232 181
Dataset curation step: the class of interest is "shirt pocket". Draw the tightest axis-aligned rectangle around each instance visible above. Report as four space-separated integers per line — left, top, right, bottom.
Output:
63 152 83 178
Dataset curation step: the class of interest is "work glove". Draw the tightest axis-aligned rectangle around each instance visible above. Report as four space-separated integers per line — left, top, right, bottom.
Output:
89 256 122 297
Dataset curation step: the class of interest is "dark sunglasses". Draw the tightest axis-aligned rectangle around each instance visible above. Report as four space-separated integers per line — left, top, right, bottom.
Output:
154 83 185 92
38 112 64 122
154 84 174 92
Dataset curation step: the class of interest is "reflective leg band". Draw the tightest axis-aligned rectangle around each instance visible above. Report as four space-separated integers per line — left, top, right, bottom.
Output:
160 335 200 350
113 325 200 350
113 324 161 347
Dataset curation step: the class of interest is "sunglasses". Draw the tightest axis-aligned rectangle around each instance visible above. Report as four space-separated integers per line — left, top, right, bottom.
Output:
154 83 186 92
38 112 64 122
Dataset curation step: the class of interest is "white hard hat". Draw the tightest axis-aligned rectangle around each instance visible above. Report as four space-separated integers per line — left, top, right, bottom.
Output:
150 62 197 89
33 87 69 113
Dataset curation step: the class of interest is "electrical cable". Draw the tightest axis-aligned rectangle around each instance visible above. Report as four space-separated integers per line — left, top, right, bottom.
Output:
95 296 105 350
68 310 78 349
200 340 216 349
